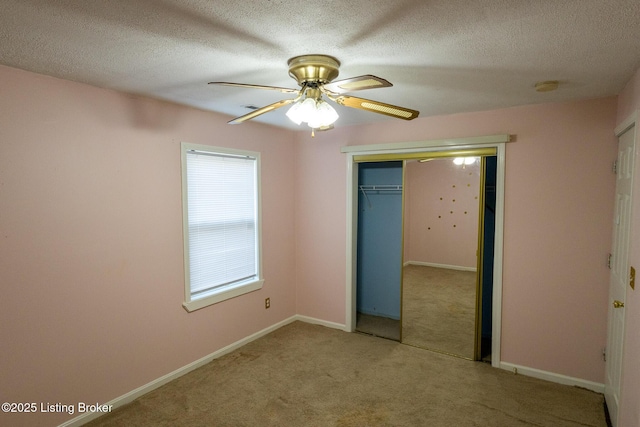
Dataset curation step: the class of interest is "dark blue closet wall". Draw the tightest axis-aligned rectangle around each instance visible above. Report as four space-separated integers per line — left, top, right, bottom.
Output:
356 162 403 319
482 156 497 338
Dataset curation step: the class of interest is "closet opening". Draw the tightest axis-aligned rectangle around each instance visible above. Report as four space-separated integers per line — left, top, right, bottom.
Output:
355 161 403 341
344 135 507 366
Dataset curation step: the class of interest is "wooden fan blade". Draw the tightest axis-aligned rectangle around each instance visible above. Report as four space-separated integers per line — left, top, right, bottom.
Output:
228 99 296 124
209 82 298 94
323 75 392 94
333 95 419 120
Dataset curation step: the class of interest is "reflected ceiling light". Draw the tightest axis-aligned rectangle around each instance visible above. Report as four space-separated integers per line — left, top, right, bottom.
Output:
453 157 474 165
453 157 478 166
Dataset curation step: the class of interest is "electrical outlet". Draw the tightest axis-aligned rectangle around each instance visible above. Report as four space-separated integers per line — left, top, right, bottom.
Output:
265 298 270 309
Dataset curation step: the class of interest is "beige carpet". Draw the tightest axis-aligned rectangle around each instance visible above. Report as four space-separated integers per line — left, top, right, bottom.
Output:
402 265 477 359
86 321 606 427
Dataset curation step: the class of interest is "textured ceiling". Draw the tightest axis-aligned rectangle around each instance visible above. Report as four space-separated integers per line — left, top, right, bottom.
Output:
1 0 639 130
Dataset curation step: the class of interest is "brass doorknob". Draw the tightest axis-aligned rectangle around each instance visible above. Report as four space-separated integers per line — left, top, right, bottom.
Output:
613 300 625 308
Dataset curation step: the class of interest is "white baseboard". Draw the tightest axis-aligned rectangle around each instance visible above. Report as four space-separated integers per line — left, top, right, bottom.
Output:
404 261 477 272
293 314 348 331
58 315 344 427
499 362 604 394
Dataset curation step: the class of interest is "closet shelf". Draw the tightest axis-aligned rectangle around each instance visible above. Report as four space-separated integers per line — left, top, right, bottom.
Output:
359 184 403 192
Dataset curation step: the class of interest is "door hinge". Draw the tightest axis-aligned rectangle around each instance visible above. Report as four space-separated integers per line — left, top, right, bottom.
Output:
607 253 612 269
613 160 618 174
602 347 606 362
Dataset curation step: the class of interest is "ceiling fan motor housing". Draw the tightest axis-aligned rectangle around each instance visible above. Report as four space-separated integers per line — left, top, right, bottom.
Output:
288 54 340 86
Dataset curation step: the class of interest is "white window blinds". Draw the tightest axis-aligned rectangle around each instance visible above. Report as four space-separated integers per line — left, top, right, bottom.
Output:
185 149 258 298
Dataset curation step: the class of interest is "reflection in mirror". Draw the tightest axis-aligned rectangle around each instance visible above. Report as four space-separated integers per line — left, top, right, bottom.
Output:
402 157 480 358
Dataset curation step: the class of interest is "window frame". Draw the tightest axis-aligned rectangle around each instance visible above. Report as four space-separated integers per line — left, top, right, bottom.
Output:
181 142 264 312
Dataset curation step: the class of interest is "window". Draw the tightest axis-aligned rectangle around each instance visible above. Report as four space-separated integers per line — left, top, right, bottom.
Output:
181 143 263 312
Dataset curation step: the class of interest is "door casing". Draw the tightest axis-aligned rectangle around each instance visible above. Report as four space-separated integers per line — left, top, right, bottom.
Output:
342 134 508 368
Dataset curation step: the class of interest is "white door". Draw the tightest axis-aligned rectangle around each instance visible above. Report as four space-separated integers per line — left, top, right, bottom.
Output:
604 123 635 425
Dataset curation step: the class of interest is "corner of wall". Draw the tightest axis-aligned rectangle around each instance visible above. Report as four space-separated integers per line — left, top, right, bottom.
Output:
617 67 640 125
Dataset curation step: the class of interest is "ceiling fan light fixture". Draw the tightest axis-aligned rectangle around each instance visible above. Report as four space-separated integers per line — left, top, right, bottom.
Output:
309 100 339 128
286 97 339 128
286 97 314 125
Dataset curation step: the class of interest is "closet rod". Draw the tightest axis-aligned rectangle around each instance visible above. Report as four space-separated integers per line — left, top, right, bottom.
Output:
359 184 403 192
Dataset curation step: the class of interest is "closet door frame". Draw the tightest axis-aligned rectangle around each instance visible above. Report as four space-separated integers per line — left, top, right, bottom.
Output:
342 134 509 368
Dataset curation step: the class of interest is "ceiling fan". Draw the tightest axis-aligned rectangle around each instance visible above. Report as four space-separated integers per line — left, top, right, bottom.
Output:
208 54 419 132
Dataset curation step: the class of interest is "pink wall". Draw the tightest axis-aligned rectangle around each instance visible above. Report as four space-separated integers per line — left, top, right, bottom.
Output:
404 159 480 268
0 65 297 427
294 97 618 384
617 66 640 427
293 135 347 322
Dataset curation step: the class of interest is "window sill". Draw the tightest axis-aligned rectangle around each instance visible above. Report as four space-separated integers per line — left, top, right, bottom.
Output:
183 279 264 312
